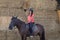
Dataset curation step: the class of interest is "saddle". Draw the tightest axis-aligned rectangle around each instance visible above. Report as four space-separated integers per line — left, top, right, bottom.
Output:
26 24 38 33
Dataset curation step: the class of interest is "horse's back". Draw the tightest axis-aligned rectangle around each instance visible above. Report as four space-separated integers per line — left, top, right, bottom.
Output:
36 24 44 32
25 23 44 34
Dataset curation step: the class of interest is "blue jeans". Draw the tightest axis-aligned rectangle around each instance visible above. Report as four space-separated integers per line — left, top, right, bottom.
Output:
28 22 34 35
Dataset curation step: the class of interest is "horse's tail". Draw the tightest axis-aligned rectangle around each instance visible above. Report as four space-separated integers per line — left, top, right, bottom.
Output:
41 29 45 40
36 24 45 40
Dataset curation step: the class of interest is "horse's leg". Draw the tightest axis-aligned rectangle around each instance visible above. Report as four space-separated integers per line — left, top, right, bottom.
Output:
21 36 24 40
24 36 27 40
21 35 27 40
40 31 45 40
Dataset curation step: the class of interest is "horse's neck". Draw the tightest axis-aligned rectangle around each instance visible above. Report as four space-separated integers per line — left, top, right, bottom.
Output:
16 21 26 31
16 19 26 32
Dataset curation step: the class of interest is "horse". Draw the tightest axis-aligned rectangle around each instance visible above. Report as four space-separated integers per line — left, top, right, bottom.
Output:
9 16 45 40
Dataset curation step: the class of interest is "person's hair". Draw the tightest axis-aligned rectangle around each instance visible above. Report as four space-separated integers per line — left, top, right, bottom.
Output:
29 9 33 16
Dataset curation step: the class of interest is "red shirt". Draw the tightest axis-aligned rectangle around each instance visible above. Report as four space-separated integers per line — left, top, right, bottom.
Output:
27 14 34 23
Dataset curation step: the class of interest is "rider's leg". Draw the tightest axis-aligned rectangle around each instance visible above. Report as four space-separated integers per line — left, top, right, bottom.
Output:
29 23 32 35
28 23 32 34
28 22 34 35
30 22 34 35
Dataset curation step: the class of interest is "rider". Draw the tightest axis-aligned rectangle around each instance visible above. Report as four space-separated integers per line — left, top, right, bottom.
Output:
27 8 34 36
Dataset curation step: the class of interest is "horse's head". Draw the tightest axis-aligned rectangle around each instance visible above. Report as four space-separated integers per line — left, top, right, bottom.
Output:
9 16 17 30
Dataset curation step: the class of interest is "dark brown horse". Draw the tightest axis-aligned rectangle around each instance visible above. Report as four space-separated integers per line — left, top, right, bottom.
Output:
9 16 45 40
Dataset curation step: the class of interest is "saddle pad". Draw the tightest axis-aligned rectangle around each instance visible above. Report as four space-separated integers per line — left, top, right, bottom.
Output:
32 24 38 32
26 24 39 32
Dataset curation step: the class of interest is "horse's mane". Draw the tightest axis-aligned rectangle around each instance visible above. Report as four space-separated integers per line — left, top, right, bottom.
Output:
16 18 25 24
